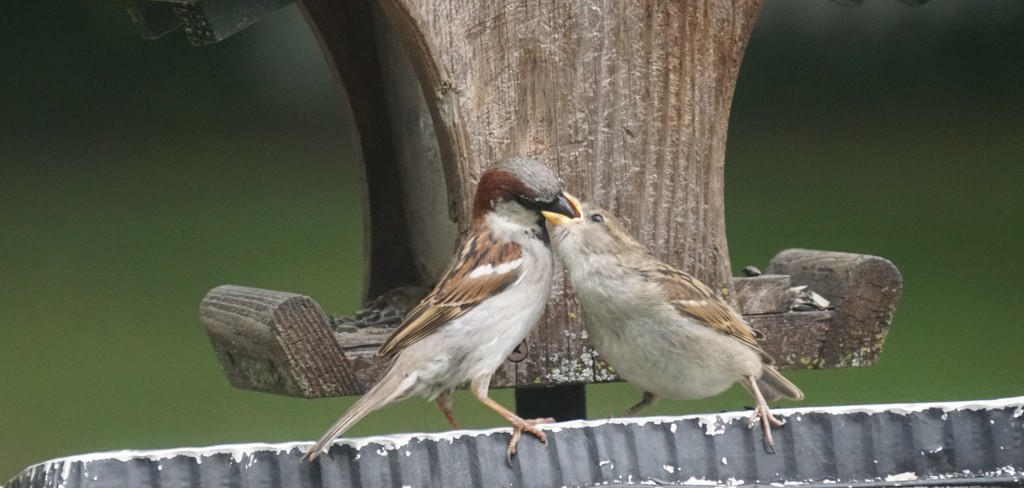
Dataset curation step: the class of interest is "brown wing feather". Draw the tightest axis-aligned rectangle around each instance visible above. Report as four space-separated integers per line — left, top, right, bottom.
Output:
377 232 524 357
641 263 768 358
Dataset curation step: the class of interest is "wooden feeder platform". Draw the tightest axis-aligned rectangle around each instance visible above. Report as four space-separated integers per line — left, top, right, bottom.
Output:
199 248 902 400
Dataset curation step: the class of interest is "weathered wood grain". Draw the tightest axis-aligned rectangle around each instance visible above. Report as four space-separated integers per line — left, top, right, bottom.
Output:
747 311 833 369
201 285 363 397
734 274 793 315
768 249 903 368
397 0 763 281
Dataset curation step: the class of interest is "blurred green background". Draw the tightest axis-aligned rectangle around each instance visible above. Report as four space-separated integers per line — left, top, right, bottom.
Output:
2 0 1023 481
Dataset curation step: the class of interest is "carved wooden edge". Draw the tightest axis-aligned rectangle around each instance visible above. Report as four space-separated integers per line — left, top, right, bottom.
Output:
768 248 903 369
200 249 902 398
200 285 363 397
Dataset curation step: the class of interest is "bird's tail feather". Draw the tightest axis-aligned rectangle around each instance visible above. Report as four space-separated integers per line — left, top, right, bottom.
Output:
301 368 417 461
753 366 804 402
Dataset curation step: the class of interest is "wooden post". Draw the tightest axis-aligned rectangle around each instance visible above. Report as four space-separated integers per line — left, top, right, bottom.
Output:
361 0 765 283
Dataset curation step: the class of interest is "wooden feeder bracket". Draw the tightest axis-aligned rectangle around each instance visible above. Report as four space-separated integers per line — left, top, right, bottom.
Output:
200 248 902 399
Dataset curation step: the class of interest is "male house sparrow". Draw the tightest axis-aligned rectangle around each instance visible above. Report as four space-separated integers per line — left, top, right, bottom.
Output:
543 201 803 449
303 157 581 461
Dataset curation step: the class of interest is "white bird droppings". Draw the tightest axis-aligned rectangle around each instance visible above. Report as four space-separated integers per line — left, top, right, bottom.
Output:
682 477 719 486
885 472 919 482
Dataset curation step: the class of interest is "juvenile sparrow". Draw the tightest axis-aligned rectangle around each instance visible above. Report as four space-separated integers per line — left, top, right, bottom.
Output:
303 157 581 462
543 201 803 449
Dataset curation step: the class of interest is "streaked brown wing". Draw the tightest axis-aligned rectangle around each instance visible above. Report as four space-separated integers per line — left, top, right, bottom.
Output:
377 233 524 357
642 263 766 354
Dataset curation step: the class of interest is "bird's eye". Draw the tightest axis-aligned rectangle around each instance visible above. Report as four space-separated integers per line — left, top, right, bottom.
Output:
590 214 605 223
514 195 548 212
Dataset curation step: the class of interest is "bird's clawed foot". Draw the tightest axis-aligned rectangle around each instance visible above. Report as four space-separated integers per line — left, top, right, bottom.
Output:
506 417 554 465
747 405 785 454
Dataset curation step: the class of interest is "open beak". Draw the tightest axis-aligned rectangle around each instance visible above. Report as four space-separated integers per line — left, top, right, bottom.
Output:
541 192 582 227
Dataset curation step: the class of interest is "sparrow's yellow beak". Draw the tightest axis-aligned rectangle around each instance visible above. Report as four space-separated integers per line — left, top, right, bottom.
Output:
542 192 582 227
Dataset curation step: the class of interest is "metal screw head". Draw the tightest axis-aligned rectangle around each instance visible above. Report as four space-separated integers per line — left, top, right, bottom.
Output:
507 340 528 362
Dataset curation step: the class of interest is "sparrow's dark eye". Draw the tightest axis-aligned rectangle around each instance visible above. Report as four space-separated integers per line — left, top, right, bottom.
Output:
514 195 545 211
590 214 605 224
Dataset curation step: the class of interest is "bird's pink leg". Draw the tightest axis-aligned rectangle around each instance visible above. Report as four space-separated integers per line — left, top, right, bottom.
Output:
745 375 786 451
435 390 460 429
469 378 553 465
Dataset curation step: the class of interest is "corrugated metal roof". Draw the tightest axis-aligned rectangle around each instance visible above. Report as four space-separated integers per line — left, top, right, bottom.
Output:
8 396 1023 487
